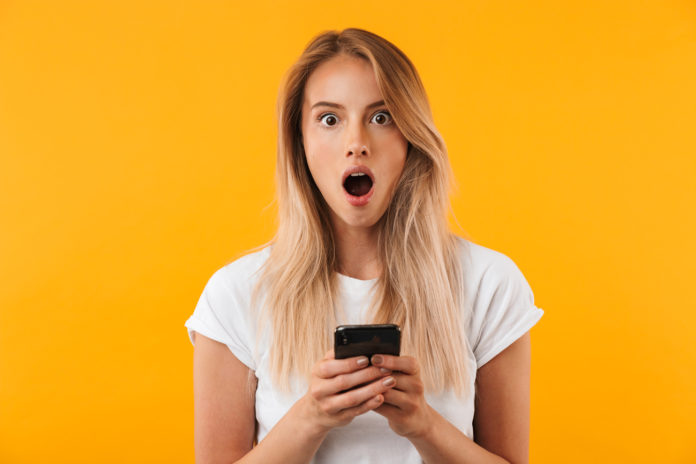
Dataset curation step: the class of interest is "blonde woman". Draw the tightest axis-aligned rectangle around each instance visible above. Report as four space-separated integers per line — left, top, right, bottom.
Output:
185 28 544 464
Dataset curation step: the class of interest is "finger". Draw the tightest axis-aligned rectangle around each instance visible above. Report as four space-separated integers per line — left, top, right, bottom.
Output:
323 349 335 360
314 355 370 379
338 393 384 420
311 366 387 398
324 375 396 414
373 401 401 419
388 372 424 395
370 354 418 375
380 386 412 410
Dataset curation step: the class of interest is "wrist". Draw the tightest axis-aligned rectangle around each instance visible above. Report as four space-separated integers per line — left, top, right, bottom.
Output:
406 404 439 443
294 394 331 441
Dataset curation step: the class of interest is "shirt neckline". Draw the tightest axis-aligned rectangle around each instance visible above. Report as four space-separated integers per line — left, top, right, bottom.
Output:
336 272 378 287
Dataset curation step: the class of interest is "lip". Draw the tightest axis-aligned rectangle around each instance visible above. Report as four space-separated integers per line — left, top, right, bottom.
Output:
341 165 375 185
343 184 374 206
341 165 375 207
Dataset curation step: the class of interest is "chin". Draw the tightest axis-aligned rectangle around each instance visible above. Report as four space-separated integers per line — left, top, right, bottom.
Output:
337 211 382 229
326 193 388 230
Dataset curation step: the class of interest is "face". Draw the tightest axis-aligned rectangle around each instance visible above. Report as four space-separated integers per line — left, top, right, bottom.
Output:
300 54 409 233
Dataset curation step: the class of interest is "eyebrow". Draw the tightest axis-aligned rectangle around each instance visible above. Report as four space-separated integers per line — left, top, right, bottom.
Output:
310 99 386 111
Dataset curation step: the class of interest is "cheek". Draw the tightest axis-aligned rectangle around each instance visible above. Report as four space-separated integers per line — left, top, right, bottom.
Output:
305 137 339 183
305 128 334 158
381 138 408 181
305 152 334 193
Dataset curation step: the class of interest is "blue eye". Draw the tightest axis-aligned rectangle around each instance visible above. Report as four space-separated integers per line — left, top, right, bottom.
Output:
318 113 338 127
371 111 393 125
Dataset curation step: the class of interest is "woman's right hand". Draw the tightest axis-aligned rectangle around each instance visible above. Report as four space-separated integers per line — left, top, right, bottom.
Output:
300 349 396 434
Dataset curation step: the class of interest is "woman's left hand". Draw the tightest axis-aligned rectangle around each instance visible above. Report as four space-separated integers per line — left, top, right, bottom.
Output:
370 354 435 439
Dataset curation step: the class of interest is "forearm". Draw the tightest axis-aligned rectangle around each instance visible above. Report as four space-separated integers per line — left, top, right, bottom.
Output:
408 406 510 464
236 396 327 464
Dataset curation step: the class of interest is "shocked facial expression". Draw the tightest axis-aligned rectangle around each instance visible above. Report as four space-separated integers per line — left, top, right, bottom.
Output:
300 54 409 232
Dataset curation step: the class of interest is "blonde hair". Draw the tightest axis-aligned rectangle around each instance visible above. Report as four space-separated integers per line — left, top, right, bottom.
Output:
251 28 473 396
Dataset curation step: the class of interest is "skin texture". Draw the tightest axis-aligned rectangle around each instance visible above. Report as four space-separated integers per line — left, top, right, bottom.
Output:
472 331 531 463
192 331 257 463
300 53 408 280
191 53 532 463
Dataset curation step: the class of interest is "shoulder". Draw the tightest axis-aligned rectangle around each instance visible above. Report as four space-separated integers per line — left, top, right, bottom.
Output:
454 236 524 286
454 236 544 367
186 246 272 370
206 245 272 295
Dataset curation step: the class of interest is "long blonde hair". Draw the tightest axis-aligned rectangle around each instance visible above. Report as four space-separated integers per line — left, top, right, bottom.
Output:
251 28 472 396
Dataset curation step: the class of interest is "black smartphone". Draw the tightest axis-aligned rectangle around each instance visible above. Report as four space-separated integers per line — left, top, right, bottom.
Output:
334 324 401 362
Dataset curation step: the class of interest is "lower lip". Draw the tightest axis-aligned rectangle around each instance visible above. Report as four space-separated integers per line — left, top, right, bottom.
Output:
344 185 375 206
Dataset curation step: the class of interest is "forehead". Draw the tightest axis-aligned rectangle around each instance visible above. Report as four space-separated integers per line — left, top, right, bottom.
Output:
304 55 382 106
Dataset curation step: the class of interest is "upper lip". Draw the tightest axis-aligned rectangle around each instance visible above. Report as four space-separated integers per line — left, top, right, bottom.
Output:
341 165 375 185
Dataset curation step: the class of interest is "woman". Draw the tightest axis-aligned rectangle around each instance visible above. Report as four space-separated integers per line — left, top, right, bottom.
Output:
185 28 544 464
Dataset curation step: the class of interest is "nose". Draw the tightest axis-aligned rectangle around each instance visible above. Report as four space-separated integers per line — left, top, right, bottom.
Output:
347 143 368 157
345 122 369 158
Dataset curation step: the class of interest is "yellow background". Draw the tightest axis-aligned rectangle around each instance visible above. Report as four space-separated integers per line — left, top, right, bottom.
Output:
1 1 695 462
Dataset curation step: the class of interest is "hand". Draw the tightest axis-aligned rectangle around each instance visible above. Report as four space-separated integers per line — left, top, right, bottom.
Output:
300 349 396 435
371 354 435 439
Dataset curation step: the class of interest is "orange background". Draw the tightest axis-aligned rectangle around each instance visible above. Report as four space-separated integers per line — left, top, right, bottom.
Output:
1 1 695 462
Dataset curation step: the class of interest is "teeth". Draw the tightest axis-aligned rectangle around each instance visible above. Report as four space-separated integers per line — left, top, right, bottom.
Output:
349 172 366 177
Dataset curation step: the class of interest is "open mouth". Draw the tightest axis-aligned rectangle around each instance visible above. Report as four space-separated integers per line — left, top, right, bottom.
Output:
342 166 375 206
343 172 373 197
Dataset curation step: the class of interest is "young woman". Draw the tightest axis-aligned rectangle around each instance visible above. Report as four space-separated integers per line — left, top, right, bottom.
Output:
185 28 544 464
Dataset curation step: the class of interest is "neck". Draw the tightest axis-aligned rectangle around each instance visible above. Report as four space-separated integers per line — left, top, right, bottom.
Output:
331 218 381 281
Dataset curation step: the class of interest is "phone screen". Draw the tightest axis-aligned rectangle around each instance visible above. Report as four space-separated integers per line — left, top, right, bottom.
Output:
334 324 401 361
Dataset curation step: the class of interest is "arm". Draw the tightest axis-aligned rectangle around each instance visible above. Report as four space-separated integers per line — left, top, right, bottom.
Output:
372 330 532 464
192 334 394 464
471 330 531 463
192 331 256 463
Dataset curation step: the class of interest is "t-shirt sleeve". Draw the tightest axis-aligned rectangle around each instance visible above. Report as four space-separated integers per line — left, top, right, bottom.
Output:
184 266 256 370
468 254 544 369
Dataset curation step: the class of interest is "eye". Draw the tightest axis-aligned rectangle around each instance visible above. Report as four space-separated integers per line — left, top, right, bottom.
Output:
371 110 393 125
318 113 339 127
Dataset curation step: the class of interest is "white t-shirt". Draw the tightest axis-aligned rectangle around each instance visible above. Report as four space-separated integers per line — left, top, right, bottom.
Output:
184 237 544 463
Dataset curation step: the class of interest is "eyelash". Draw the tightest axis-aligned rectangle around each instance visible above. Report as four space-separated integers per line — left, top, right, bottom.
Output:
316 110 393 128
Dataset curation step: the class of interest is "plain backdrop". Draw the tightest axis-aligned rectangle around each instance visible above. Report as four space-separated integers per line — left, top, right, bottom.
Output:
1 1 695 462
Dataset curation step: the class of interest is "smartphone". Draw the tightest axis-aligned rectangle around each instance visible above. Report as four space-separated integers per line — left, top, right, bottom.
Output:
334 324 401 362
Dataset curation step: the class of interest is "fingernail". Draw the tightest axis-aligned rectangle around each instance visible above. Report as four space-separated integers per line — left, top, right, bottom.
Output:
372 355 383 365
383 376 395 387
380 368 391 374
357 356 369 367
